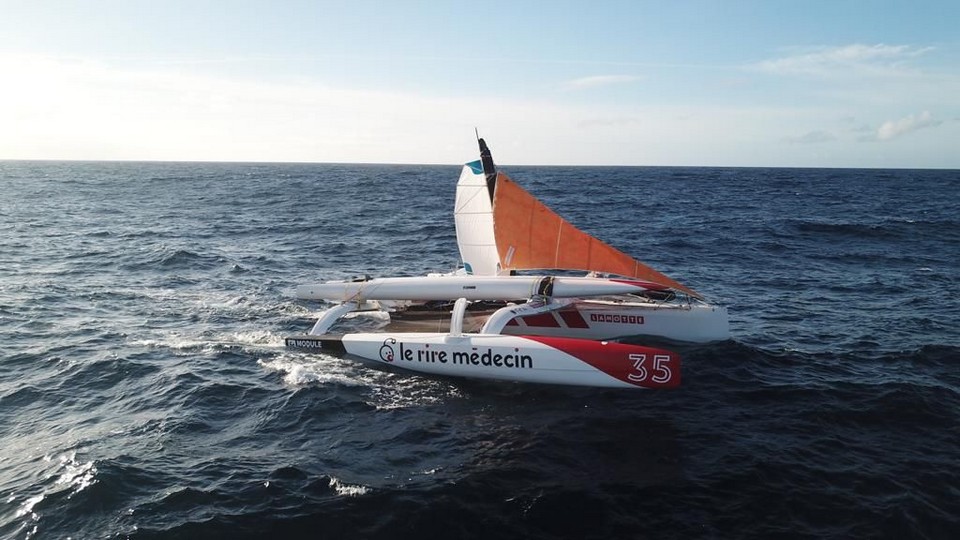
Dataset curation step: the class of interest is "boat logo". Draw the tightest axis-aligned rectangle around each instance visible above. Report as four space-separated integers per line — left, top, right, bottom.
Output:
589 313 645 325
379 338 396 362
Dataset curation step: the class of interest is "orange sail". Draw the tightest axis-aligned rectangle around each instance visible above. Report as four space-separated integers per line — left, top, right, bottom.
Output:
492 172 703 299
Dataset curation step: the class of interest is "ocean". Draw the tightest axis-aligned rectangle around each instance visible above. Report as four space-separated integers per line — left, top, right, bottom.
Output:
0 161 957 539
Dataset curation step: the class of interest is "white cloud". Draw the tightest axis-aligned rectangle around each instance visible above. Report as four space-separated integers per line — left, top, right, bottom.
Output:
875 111 941 141
754 43 932 77
563 75 642 89
783 130 836 144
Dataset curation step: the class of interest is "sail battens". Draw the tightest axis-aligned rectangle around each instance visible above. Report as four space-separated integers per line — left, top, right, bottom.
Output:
554 220 563 269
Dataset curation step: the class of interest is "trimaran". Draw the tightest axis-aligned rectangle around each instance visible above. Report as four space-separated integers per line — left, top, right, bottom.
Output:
285 138 729 389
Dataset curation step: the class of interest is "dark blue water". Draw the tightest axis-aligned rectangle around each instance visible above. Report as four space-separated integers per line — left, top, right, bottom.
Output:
1 161 958 539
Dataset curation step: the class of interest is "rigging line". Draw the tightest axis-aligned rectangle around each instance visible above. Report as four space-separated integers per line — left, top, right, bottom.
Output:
455 186 489 211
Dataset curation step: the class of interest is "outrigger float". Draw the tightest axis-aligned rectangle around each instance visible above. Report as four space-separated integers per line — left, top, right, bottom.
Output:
285 138 728 389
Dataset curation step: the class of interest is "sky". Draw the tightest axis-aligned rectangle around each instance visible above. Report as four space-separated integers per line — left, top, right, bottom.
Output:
1 0 958 168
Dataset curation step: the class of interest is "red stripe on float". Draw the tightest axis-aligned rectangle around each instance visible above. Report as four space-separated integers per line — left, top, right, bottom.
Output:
521 335 681 389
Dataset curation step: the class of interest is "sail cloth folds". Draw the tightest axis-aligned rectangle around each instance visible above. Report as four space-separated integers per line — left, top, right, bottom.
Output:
492 172 703 299
454 161 500 276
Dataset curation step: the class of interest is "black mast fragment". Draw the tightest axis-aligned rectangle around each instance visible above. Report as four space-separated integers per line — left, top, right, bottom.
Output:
478 137 497 202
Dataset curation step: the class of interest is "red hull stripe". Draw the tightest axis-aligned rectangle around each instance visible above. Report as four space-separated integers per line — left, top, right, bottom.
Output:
521 313 561 328
521 335 681 389
557 310 590 329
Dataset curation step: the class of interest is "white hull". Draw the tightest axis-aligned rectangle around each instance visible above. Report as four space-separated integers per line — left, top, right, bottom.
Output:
285 332 680 389
296 275 661 302
499 300 729 343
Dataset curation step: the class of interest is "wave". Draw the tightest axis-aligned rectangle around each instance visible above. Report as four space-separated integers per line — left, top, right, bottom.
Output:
794 218 960 241
796 220 903 239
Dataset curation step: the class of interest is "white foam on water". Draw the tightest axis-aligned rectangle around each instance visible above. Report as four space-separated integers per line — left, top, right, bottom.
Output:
328 477 370 497
54 451 97 494
257 354 369 387
15 494 45 519
131 336 209 353
131 328 287 356
12 450 98 534
226 329 285 348
366 379 463 410
256 351 460 411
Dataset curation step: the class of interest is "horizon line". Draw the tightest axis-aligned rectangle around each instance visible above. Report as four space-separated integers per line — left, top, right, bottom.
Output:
1 157 957 172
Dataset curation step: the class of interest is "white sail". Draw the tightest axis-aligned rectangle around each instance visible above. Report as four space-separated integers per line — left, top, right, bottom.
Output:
453 161 500 275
